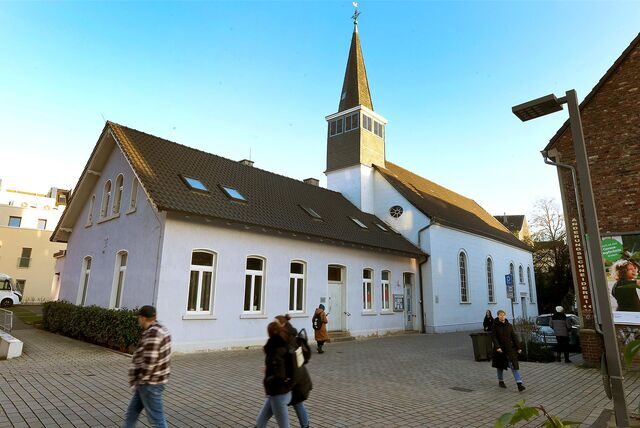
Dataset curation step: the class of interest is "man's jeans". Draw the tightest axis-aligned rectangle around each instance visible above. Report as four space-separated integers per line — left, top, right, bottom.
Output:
123 384 167 428
496 360 523 384
256 392 292 428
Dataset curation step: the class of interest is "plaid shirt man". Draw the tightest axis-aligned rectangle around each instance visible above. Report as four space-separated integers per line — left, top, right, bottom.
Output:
129 322 172 386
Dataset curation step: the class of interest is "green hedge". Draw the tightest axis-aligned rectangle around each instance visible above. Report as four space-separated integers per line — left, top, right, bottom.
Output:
42 301 141 353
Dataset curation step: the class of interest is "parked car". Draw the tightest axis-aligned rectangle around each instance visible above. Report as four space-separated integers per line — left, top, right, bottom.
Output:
0 273 23 308
531 313 581 351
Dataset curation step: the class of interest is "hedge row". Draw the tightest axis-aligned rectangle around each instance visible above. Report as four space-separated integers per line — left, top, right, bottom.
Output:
42 301 141 353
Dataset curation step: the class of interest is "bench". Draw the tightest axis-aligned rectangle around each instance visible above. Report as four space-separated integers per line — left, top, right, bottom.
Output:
0 331 23 359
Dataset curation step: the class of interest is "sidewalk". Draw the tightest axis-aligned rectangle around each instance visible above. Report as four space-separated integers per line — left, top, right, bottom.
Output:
1 327 638 427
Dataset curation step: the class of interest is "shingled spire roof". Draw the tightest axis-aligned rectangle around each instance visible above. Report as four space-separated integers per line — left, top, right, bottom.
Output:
338 24 374 111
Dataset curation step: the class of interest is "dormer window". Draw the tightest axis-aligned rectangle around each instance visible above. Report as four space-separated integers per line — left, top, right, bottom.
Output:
350 217 368 229
220 185 246 202
182 176 209 192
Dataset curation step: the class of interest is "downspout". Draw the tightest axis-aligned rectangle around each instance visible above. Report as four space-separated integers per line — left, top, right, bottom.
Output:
417 220 436 334
541 151 603 335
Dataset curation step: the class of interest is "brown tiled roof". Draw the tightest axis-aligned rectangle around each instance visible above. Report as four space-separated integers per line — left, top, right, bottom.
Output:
339 26 373 112
374 162 532 251
545 32 640 151
107 122 422 257
493 215 525 233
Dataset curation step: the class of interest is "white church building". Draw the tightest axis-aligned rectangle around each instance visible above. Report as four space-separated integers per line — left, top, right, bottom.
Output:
53 20 536 352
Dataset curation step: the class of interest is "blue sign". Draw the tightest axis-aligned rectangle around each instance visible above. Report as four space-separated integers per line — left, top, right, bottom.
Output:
505 274 514 299
505 274 513 286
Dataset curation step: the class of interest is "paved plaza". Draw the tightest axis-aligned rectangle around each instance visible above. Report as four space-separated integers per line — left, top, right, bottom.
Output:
2 324 640 427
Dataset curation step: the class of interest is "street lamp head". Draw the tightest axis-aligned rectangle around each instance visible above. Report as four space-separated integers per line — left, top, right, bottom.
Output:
512 94 564 121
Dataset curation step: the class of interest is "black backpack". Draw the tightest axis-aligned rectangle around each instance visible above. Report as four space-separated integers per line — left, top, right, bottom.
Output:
312 313 322 331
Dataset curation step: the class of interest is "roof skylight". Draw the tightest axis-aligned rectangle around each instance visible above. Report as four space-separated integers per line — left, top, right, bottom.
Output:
300 205 322 220
374 222 389 232
182 176 209 192
221 186 246 202
350 217 368 229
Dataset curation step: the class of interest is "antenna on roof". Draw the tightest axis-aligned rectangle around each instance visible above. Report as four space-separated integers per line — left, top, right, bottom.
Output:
249 148 252 161
100 113 106 123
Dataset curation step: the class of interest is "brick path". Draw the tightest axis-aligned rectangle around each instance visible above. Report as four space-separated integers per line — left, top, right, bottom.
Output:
1 326 639 427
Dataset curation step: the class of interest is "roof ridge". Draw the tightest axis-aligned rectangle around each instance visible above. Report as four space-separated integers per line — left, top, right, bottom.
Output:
107 121 345 197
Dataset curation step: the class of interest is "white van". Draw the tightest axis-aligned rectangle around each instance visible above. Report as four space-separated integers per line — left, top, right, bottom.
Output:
0 274 23 308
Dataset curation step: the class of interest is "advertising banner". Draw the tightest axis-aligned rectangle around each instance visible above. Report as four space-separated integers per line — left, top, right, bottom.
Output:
604 234 640 324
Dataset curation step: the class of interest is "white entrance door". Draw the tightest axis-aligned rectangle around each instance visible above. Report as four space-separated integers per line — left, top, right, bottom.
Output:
404 273 415 330
327 265 345 332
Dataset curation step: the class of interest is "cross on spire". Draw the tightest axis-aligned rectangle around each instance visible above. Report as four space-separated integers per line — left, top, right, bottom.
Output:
352 2 360 26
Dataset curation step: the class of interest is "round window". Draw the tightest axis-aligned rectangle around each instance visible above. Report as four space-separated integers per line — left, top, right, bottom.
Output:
389 205 404 218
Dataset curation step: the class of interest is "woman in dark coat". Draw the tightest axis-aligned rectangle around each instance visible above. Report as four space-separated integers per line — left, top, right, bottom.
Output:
483 310 494 331
276 315 312 428
491 309 526 391
256 321 293 428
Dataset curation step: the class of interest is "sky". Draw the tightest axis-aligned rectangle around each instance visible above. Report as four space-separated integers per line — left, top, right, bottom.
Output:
1 1 639 217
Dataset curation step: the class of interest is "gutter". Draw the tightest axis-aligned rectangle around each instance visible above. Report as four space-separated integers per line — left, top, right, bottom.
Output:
417 220 436 334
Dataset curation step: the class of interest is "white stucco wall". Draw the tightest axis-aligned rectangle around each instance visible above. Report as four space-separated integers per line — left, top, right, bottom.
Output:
327 165 377 214
58 146 163 310
156 216 418 352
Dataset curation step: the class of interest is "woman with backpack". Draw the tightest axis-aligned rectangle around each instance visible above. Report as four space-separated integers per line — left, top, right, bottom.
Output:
275 315 312 428
256 321 293 428
312 304 329 354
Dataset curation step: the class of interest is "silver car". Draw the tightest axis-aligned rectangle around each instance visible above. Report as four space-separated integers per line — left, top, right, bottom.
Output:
531 314 580 349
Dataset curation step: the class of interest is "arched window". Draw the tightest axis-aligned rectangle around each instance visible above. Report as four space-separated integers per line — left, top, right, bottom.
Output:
527 266 534 303
509 263 515 302
113 174 124 214
381 270 391 311
112 251 128 309
244 257 265 313
289 261 305 313
101 180 112 218
78 256 92 306
188 251 215 313
459 252 469 303
87 195 95 225
129 178 139 211
362 269 373 310
487 257 495 303
519 265 524 283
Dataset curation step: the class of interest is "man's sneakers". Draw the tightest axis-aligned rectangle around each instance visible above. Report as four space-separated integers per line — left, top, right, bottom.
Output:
498 381 506 388
517 383 526 392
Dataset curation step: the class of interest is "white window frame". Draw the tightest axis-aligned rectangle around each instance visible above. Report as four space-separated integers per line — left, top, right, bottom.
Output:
129 178 138 211
381 270 391 312
509 262 517 304
487 257 495 304
244 256 266 314
113 174 124 215
459 251 469 303
87 195 96 225
187 250 216 314
527 266 535 303
37 218 47 230
110 251 128 309
78 256 92 306
288 261 306 313
101 180 112 218
362 268 374 311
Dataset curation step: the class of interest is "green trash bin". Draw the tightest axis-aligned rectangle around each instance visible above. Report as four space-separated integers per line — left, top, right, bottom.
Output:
470 332 493 361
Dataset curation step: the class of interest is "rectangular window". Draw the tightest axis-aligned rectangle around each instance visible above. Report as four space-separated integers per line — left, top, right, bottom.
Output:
113 252 128 309
345 115 352 131
328 266 342 282
8 216 21 227
19 248 32 268
289 262 305 312
363 269 373 311
37 219 47 230
381 271 390 311
79 257 92 306
244 257 265 313
187 251 215 313
336 118 343 134
221 186 246 202
363 115 373 131
329 121 337 136
350 217 368 229
351 113 359 128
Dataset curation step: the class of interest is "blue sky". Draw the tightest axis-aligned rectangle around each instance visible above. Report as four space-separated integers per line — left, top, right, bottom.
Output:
1 1 639 216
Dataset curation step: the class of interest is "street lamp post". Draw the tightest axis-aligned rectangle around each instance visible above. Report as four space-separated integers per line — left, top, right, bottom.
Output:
513 90 630 427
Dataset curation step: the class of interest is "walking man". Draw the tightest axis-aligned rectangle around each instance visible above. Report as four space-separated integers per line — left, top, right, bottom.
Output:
124 305 172 428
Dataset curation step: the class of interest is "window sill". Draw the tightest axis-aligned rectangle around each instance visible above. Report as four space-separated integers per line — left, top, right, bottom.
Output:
182 314 216 320
240 313 268 319
85 222 92 228
97 213 120 224
287 313 308 318
126 208 137 215
361 311 377 316
488 302 497 305
380 311 394 315
459 302 472 305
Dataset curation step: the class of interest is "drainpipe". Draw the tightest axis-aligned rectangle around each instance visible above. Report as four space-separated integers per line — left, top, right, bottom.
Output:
541 151 603 335
417 220 435 334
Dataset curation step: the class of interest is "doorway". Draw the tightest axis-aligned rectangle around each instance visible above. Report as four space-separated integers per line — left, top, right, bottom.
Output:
404 272 415 330
327 265 346 332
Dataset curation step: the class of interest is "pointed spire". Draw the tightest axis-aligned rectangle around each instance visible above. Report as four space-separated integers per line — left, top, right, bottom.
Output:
338 11 373 112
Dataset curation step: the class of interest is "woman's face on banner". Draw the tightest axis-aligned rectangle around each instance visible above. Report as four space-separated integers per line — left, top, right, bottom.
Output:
626 264 639 280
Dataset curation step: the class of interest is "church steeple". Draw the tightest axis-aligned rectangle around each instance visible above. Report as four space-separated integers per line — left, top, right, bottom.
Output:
339 23 373 111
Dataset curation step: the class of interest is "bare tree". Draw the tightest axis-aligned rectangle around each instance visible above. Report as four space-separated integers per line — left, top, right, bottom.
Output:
530 198 565 243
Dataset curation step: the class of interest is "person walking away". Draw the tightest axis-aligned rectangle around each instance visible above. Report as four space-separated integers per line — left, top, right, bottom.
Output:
275 315 312 428
124 305 172 428
551 306 571 363
312 304 329 354
491 309 526 392
256 321 293 428
483 310 494 332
